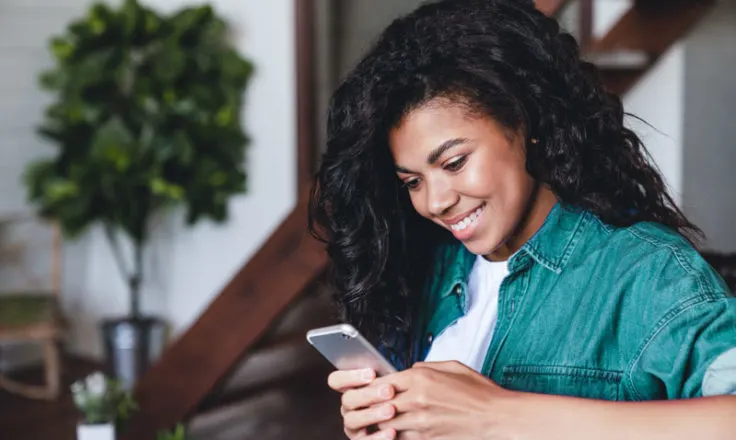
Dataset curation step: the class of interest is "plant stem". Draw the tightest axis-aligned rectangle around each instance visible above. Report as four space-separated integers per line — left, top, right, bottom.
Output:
130 239 143 319
104 223 131 292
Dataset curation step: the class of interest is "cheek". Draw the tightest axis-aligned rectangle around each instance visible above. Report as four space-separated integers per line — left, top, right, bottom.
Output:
458 164 501 198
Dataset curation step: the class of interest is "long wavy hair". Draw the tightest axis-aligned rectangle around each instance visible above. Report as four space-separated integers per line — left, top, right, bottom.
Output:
309 0 700 366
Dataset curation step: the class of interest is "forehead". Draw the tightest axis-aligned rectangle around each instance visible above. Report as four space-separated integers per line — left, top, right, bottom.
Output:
388 101 508 159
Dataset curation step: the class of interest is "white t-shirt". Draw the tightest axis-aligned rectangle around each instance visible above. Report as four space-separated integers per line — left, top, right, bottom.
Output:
424 255 509 372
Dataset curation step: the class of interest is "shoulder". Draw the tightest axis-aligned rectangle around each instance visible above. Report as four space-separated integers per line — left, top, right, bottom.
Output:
575 215 736 398
581 215 730 302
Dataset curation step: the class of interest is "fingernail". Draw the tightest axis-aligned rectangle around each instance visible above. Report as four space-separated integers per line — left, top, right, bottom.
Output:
361 369 375 382
379 386 392 399
382 428 396 439
380 404 394 418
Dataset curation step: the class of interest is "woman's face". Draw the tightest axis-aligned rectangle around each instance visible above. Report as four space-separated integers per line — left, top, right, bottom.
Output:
389 99 555 259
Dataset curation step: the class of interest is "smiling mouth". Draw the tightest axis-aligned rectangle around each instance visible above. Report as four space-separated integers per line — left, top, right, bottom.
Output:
449 203 486 232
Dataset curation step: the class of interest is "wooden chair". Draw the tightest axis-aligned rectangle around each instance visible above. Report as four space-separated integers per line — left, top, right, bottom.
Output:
0 214 64 400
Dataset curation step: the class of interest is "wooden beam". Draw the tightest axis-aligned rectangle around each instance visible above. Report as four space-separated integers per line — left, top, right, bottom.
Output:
123 195 327 438
578 0 594 49
535 0 569 16
296 0 316 190
588 0 714 54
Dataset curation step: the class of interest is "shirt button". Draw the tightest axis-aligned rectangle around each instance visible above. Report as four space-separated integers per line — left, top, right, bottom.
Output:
427 333 434 345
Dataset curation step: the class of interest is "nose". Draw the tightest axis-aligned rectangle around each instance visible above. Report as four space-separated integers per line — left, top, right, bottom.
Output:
426 177 459 217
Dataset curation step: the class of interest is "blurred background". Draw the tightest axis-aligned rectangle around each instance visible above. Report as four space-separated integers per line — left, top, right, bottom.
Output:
0 0 734 439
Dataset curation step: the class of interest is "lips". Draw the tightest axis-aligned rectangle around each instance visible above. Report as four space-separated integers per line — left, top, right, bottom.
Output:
441 202 486 230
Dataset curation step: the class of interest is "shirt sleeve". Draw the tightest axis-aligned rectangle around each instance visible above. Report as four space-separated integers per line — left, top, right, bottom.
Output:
627 295 736 400
702 346 736 396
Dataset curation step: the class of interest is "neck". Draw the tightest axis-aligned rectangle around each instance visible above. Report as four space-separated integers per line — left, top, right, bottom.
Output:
485 184 558 261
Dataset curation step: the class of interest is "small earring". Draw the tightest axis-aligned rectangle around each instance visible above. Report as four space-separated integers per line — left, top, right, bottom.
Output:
530 138 539 144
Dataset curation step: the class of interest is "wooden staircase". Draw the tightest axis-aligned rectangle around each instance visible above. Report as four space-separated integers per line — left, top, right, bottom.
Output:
186 287 343 439
547 0 714 95
586 0 714 94
121 1 716 438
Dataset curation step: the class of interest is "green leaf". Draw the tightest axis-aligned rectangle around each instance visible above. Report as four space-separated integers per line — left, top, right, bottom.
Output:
214 106 234 127
152 43 186 82
150 178 184 200
39 69 67 91
45 179 79 202
90 118 135 172
50 37 75 61
208 171 227 187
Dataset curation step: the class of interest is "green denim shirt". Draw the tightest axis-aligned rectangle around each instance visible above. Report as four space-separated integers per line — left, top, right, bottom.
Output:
416 203 736 400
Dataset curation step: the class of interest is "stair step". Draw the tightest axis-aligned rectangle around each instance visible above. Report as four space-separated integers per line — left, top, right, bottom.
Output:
254 285 337 346
194 287 338 415
188 364 343 440
588 0 714 54
198 333 331 413
584 50 650 69
597 66 649 95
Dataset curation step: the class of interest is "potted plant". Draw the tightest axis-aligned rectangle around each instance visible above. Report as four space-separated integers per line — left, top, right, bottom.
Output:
24 0 253 389
157 424 191 440
71 372 137 440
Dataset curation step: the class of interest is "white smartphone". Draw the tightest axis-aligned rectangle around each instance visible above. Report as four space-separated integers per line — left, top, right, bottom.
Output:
306 323 398 376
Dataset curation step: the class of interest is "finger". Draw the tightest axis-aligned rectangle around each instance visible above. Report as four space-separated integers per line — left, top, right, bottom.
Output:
378 411 427 433
383 388 415 414
344 404 396 431
412 360 467 373
342 383 395 410
344 427 367 440
372 369 416 393
358 428 396 440
329 369 376 392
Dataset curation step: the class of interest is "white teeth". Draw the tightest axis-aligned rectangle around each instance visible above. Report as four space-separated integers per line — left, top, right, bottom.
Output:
450 205 484 231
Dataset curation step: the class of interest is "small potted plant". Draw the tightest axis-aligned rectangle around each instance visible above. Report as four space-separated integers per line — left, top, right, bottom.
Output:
157 424 191 440
71 372 137 440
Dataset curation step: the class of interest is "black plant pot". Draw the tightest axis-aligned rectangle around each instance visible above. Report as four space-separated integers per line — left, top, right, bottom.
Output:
101 316 167 390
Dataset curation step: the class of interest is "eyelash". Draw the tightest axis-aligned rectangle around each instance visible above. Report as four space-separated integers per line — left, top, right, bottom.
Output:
444 155 468 172
401 155 468 191
403 178 421 190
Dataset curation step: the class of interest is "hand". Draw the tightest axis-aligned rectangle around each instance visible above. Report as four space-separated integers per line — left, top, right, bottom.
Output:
374 361 517 439
327 368 399 439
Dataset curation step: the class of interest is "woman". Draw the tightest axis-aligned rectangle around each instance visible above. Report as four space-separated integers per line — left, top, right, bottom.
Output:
309 0 736 438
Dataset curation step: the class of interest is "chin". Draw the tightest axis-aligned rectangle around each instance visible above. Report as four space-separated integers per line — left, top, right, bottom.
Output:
460 238 498 256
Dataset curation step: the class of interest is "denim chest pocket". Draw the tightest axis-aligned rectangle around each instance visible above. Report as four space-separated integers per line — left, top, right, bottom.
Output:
501 365 623 400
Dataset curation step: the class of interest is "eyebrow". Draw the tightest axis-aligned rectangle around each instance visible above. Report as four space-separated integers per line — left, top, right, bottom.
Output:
395 138 469 174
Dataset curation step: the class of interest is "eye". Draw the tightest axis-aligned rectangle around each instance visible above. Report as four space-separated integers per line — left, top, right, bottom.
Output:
444 155 468 172
402 177 422 191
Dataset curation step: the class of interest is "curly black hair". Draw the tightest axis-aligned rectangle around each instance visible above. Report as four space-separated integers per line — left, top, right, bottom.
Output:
309 0 701 366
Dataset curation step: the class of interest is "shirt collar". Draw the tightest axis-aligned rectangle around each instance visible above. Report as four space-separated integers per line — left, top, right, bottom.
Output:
517 203 590 274
434 203 590 297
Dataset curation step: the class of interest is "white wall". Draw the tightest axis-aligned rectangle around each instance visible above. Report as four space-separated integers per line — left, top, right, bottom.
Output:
0 0 97 370
0 0 296 362
593 0 631 38
335 0 423 77
681 0 736 251
623 44 686 205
